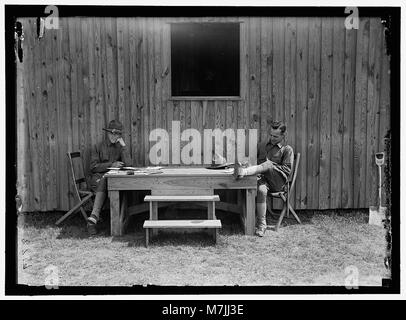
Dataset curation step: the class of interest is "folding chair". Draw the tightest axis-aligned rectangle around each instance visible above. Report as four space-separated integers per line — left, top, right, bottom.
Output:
55 152 94 226
267 153 301 231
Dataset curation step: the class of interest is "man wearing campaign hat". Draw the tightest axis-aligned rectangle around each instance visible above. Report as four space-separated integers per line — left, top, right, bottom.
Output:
87 120 132 235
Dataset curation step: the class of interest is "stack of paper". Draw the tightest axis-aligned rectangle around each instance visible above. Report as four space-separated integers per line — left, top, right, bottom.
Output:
105 170 129 175
105 166 164 175
122 167 142 171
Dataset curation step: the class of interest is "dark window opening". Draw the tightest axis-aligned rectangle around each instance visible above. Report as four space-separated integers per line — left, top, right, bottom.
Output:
171 23 240 97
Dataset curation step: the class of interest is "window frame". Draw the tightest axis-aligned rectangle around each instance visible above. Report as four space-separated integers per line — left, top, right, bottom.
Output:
168 20 244 101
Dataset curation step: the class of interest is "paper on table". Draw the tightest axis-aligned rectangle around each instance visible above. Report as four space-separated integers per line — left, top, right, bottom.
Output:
146 170 163 175
106 170 160 176
105 170 128 175
145 166 163 170
122 166 142 171
107 166 144 171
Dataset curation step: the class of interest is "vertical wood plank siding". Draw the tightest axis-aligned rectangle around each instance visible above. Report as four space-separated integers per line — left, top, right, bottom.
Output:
16 17 391 211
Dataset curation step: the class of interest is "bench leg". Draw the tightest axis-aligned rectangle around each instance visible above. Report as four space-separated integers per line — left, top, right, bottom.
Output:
213 228 218 244
208 201 215 219
150 201 158 237
145 228 149 248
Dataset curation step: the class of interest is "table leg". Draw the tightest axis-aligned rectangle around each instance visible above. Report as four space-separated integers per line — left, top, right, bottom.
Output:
237 189 245 231
245 189 256 236
109 190 121 236
120 191 128 235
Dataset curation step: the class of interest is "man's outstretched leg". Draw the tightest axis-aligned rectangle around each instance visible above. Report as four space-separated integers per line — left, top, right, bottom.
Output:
234 161 287 193
234 161 274 180
234 162 288 236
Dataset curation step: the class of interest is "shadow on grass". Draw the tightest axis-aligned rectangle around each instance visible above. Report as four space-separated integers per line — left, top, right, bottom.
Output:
145 233 219 247
17 209 111 240
319 208 369 222
54 209 114 240
265 209 315 231
111 208 245 247
39 207 246 246
265 208 369 231
18 211 72 229
19 207 346 243
122 231 222 248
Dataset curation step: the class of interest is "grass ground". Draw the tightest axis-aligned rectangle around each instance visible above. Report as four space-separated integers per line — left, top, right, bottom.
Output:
17 207 388 286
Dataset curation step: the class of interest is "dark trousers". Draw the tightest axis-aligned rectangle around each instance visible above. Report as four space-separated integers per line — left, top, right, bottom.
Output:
89 173 107 193
255 160 287 203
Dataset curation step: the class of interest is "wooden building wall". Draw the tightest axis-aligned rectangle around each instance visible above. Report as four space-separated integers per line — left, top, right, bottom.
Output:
16 16 390 212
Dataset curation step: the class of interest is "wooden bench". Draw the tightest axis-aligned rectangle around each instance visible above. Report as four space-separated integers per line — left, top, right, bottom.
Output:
143 194 221 246
143 219 222 247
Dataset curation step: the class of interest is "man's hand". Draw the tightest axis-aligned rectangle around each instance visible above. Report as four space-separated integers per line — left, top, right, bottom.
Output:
116 137 126 147
111 161 124 168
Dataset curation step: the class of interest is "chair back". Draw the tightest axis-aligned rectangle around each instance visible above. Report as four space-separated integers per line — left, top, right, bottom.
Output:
67 152 88 197
288 153 301 192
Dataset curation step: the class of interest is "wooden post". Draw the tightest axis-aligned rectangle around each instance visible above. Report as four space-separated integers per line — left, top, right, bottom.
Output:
307 17 321 210
16 38 26 211
319 17 333 210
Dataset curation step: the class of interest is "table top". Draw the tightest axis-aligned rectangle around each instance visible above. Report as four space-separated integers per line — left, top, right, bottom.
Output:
105 167 239 178
106 166 257 190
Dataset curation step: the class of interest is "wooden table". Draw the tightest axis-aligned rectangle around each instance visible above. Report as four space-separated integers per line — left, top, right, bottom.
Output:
106 167 257 236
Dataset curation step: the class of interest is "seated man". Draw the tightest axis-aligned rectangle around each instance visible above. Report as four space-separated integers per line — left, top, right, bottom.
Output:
87 120 132 235
233 120 294 237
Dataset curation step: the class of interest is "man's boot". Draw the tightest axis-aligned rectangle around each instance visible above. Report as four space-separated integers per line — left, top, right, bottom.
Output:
255 202 267 237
